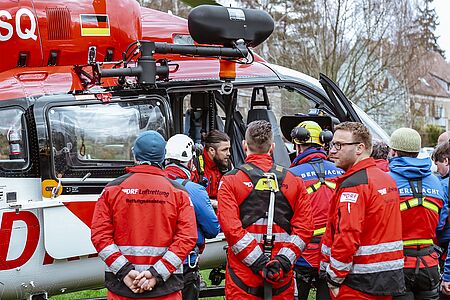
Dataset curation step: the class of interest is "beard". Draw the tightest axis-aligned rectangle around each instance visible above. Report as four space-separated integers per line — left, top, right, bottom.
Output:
213 156 231 172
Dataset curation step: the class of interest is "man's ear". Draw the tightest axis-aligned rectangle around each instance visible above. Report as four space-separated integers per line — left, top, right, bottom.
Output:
242 140 248 153
445 157 449 166
355 143 365 155
269 143 275 155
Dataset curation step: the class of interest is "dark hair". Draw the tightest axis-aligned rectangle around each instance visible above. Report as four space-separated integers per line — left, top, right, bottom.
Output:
245 120 273 153
396 150 418 158
432 142 450 162
334 122 372 152
371 139 389 160
204 130 230 151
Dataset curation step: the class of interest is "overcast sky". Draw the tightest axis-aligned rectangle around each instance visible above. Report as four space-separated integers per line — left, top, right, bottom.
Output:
434 0 450 60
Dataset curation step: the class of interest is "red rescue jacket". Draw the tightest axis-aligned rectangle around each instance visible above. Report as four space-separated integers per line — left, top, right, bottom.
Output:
321 158 405 296
218 154 313 291
201 149 225 199
91 164 197 298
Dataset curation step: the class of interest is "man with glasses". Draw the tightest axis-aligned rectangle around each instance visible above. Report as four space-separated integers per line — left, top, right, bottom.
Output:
321 122 405 299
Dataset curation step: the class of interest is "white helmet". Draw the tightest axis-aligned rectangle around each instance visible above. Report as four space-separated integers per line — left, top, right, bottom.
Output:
165 134 195 162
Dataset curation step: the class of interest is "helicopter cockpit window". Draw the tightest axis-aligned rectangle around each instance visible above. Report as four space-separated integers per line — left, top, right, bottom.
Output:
0 107 28 170
48 99 168 179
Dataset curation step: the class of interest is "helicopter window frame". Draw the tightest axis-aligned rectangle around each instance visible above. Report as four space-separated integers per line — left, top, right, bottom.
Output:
0 106 29 170
46 95 170 181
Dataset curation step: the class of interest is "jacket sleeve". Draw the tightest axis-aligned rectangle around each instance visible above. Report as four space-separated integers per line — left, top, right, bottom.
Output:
326 186 365 286
444 240 450 282
437 179 449 234
151 189 198 282
276 175 314 265
91 186 133 280
192 183 220 239
218 173 265 269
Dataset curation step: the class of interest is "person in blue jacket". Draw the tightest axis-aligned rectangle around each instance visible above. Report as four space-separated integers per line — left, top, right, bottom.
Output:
164 134 220 300
432 142 450 299
388 128 445 300
288 121 343 300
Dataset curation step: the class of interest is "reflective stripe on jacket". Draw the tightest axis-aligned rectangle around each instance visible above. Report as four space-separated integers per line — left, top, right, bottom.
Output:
218 153 313 291
322 158 405 296
389 156 444 269
91 164 197 298
290 148 343 269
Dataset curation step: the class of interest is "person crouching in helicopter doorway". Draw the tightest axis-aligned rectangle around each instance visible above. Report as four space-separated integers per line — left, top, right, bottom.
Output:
289 121 343 300
218 120 314 299
91 131 198 300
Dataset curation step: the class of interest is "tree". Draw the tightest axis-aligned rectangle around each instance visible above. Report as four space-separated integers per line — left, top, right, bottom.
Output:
412 0 445 58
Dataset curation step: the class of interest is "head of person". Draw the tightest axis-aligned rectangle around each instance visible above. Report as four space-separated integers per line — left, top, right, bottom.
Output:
132 131 166 167
389 128 421 159
165 134 195 170
432 141 450 177
329 122 372 171
243 120 274 155
437 131 450 145
291 120 332 154
371 139 390 160
204 130 231 169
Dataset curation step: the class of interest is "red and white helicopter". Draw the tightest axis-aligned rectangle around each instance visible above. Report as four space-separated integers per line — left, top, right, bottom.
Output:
0 1 389 299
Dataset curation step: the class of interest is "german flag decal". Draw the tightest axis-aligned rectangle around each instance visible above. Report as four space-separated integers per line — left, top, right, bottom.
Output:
80 14 110 36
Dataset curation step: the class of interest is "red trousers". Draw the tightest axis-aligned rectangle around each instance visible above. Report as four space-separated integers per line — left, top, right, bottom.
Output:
225 269 294 299
107 290 181 300
331 285 392 300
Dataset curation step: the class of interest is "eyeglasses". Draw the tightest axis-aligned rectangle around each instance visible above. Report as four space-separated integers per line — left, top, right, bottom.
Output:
330 142 361 151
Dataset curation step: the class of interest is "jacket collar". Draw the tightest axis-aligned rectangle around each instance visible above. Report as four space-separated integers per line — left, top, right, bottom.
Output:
291 148 327 167
125 164 166 176
337 157 375 185
203 149 218 171
165 164 190 180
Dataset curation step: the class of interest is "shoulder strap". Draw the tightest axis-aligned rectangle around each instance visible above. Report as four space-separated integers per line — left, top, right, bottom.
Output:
408 178 423 205
308 159 325 183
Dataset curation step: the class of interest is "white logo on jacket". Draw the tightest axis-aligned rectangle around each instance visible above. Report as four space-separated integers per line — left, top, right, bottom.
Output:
243 182 253 188
340 192 359 203
378 188 387 195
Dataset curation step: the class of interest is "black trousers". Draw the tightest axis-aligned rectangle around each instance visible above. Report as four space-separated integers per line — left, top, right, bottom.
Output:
182 265 200 300
393 267 440 300
294 265 331 300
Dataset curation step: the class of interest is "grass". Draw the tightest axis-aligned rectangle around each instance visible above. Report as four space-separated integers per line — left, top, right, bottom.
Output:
50 269 316 299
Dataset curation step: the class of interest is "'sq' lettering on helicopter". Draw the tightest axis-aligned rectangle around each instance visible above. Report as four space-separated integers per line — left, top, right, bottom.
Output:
0 1 389 299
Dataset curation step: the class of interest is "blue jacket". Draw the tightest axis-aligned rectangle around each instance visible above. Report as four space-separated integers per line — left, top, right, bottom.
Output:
174 178 220 265
389 157 445 247
438 177 450 243
289 148 343 268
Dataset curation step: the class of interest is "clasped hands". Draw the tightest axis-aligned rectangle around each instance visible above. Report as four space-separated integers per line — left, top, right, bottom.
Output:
257 254 291 284
123 270 157 293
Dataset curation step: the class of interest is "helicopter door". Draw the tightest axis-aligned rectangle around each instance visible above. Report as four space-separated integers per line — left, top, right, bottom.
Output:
319 73 362 122
40 94 171 259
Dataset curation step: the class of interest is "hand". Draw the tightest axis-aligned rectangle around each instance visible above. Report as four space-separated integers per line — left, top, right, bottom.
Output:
442 281 450 295
263 259 285 283
210 199 218 209
133 270 157 292
330 286 340 297
123 270 141 293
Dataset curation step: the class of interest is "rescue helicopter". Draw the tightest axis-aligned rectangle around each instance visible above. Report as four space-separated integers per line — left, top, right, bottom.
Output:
0 1 390 299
